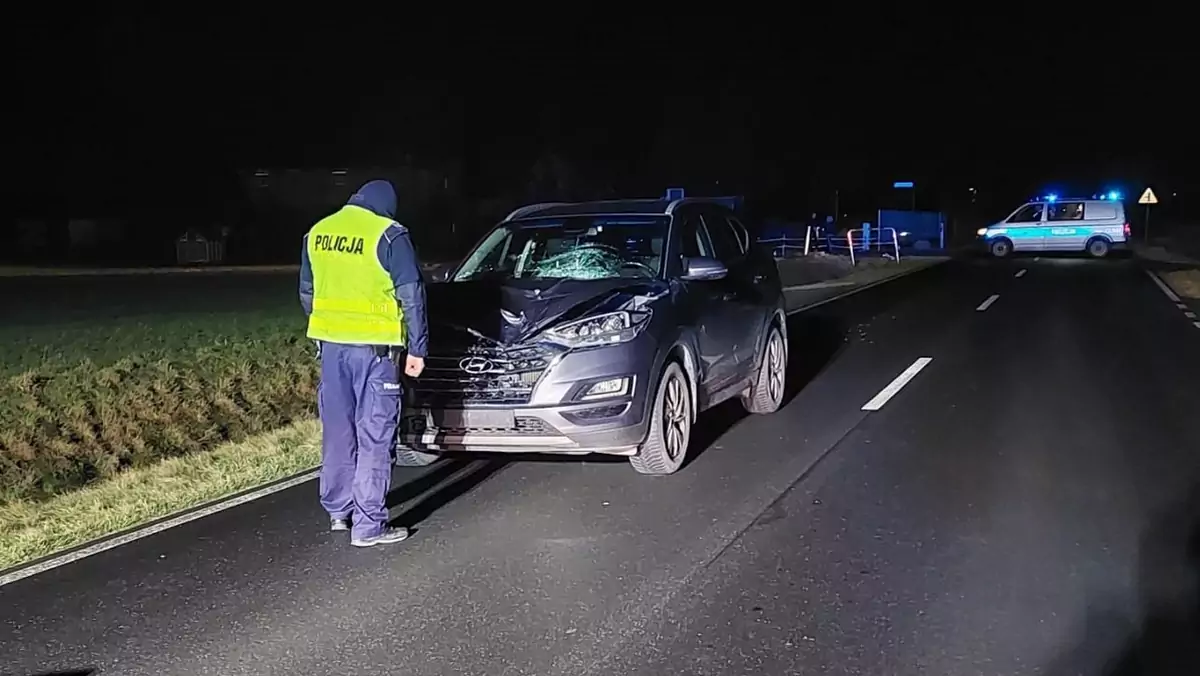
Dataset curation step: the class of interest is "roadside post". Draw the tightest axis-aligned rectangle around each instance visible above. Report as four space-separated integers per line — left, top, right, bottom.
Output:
1138 187 1158 242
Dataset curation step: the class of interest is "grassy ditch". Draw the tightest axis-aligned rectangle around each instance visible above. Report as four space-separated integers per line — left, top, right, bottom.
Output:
0 420 320 570
0 273 318 505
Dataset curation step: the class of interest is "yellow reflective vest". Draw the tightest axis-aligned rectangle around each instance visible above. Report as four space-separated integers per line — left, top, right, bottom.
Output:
305 205 405 346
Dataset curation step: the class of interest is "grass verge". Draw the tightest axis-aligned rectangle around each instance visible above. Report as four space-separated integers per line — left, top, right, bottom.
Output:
0 419 320 571
782 256 942 290
0 334 319 503
1162 270 1200 299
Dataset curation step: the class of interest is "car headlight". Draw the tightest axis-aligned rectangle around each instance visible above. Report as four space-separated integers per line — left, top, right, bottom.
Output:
977 227 989 236
542 310 652 348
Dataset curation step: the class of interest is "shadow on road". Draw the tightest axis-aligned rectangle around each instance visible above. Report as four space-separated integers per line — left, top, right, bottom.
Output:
1044 484 1200 675
683 312 846 469
385 459 506 531
23 670 95 676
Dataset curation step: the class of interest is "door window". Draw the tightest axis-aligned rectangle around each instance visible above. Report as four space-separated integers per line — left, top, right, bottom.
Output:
727 217 751 252
1006 203 1045 223
701 213 744 263
676 212 711 259
1048 202 1084 221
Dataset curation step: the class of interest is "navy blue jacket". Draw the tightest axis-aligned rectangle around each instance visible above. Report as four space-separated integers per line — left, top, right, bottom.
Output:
299 180 429 358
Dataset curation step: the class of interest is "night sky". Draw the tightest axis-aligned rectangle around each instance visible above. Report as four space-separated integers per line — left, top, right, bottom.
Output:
11 10 1195 223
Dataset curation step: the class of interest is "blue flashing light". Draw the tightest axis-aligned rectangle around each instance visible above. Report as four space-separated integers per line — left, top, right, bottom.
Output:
893 181 914 189
1045 193 1058 203
1108 190 1121 201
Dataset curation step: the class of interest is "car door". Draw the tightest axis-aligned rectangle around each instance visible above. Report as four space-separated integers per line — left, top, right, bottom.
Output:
729 213 781 348
1004 202 1047 251
698 207 762 378
1045 200 1086 250
674 208 742 393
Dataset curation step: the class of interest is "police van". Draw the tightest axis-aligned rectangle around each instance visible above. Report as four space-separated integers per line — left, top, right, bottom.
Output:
977 195 1130 258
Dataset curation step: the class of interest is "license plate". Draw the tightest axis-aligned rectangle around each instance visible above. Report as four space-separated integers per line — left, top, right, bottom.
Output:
426 408 515 430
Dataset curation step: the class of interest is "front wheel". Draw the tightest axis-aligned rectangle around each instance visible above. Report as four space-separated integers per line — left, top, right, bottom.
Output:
1086 238 1110 258
630 362 692 475
989 238 1012 258
742 325 786 414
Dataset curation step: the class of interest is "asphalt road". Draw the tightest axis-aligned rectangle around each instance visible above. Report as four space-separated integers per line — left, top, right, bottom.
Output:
3 256 1199 675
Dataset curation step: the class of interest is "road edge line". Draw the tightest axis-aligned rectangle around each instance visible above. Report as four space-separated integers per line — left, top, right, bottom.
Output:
0 467 318 588
785 258 949 316
1146 269 1182 303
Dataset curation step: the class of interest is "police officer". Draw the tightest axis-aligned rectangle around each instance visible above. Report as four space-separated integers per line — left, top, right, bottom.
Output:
299 179 429 548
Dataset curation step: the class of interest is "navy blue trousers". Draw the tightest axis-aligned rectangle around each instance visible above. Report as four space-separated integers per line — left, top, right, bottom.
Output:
317 342 402 539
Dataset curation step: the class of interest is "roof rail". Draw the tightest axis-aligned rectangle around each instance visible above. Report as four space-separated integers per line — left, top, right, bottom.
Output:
665 197 720 215
503 202 570 222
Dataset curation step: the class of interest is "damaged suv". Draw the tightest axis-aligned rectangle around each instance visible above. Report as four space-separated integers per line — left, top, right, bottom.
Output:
396 198 788 475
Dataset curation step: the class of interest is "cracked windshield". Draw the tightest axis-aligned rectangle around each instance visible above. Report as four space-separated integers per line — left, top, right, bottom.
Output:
452 216 667 281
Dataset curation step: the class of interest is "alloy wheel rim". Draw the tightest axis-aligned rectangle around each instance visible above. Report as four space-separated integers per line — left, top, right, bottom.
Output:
662 375 687 460
766 333 784 403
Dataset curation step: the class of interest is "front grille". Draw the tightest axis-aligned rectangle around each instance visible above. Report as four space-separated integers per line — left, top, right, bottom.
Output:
426 416 559 437
410 343 560 406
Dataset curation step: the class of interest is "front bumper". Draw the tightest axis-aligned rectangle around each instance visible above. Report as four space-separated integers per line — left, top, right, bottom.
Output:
397 399 648 455
396 335 659 456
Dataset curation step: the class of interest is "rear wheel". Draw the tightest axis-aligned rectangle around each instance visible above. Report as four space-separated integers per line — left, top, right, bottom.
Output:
630 362 691 475
989 238 1012 258
742 325 786 414
1086 237 1110 258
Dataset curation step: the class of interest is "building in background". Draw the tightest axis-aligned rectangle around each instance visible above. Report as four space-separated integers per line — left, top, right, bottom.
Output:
234 163 465 261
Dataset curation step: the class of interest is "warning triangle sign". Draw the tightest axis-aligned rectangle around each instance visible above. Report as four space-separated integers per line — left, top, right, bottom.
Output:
1138 187 1158 204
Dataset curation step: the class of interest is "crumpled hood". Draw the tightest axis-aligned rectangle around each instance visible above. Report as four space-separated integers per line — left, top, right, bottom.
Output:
425 278 670 347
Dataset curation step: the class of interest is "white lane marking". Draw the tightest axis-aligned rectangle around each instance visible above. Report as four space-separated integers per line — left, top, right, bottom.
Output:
1015 269 1027 278
1194 321 1200 329
1179 303 1189 310
862 357 934 411
976 294 1000 312
1186 311 1198 319
1147 270 1181 302
0 468 319 588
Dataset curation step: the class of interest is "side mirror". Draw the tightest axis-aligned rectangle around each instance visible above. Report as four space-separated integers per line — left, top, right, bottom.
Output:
681 256 727 281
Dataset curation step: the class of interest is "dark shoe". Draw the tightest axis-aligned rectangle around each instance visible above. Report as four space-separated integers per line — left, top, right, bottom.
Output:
351 527 410 548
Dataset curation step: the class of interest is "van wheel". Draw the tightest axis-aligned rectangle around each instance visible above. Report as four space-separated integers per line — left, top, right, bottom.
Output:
1086 238 1110 258
989 239 1013 258
742 325 786 414
631 362 691 475
394 448 439 467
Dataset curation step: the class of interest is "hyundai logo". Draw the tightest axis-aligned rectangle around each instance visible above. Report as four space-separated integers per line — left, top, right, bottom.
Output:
459 356 499 374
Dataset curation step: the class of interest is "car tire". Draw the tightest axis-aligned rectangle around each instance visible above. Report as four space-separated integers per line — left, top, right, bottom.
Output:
630 362 691 476
394 448 439 467
742 325 787 414
989 238 1012 258
1086 237 1110 258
